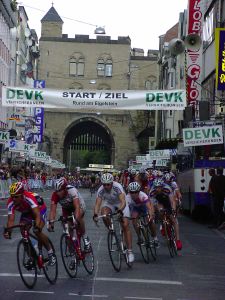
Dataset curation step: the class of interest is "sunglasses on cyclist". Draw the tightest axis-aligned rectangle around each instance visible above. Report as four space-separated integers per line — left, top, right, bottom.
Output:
103 183 112 187
12 194 23 199
130 191 139 194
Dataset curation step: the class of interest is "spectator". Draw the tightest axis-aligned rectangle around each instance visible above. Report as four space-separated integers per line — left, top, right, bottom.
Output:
209 167 225 228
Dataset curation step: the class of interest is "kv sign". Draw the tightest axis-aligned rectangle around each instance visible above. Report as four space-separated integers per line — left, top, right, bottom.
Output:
0 131 9 143
183 126 224 146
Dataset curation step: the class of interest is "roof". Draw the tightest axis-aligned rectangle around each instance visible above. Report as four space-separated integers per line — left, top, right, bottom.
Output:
41 6 63 23
163 23 179 43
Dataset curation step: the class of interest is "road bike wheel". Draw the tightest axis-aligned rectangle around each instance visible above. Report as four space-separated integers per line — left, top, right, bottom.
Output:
146 227 157 261
17 239 37 289
137 228 150 264
60 233 78 278
164 223 175 258
42 238 58 284
81 237 94 275
169 226 178 257
107 230 121 272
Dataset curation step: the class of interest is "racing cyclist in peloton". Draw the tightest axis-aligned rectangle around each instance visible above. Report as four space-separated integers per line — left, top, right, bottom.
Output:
48 177 90 254
93 173 134 263
4 182 56 266
149 178 182 251
126 182 159 248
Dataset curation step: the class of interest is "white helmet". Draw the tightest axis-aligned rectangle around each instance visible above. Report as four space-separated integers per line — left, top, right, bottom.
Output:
101 173 113 184
130 168 136 175
55 177 68 191
128 181 141 192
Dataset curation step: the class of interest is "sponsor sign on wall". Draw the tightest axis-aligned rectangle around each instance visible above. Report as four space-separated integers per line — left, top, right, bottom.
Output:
215 28 225 90
183 125 224 146
186 0 203 108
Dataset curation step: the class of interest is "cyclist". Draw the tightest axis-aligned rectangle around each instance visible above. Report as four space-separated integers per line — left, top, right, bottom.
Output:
126 182 159 248
90 173 96 190
93 173 134 263
135 167 150 194
3 182 56 265
163 172 182 209
149 178 182 250
48 177 90 251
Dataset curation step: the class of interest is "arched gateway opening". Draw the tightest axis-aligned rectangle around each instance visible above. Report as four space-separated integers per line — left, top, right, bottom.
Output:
63 118 115 169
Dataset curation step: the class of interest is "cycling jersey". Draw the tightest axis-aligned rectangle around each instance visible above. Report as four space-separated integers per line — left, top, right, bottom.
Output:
149 184 173 213
97 182 124 206
126 191 149 215
7 191 46 215
7 191 47 223
126 191 149 208
51 185 86 211
97 182 130 218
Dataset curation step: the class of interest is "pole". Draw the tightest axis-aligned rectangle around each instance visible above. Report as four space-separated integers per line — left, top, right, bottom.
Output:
69 145 72 172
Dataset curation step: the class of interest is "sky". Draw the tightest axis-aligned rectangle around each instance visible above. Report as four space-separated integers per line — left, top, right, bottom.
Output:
18 0 188 53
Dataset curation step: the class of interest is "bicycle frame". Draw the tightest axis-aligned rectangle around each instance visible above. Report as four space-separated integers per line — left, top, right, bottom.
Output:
60 216 84 260
6 224 44 269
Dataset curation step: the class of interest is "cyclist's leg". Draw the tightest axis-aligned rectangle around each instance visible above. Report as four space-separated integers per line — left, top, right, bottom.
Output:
121 204 132 250
169 214 180 241
101 205 113 229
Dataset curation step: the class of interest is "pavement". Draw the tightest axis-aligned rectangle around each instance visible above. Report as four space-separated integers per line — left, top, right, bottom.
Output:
0 188 225 300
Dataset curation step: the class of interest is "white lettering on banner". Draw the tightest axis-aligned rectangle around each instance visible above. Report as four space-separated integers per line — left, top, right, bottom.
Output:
2 87 186 111
183 125 224 147
187 0 203 108
0 131 9 143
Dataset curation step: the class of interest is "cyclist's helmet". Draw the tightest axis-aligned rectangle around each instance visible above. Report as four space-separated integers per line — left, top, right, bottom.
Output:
55 177 68 191
130 168 136 175
101 173 113 184
139 167 146 174
9 182 24 196
153 178 164 187
128 182 141 192
152 170 158 178
163 173 171 182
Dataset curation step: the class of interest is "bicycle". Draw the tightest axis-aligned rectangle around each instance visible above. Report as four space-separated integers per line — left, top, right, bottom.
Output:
5 224 58 289
97 212 132 272
131 215 157 263
159 209 177 257
58 215 94 278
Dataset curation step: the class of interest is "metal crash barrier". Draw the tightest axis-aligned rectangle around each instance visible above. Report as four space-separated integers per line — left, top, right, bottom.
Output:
0 179 11 200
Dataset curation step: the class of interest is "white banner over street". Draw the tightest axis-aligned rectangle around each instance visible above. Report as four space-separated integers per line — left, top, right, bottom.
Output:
0 131 9 143
2 86 186 111
183 126 224 147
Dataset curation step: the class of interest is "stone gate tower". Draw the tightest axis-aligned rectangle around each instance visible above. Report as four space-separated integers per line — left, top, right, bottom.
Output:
38 6 159 169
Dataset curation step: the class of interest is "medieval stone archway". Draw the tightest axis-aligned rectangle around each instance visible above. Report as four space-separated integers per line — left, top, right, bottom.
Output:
63 117 115 169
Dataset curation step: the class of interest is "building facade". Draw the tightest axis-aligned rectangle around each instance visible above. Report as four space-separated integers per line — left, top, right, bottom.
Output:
38 6 159 169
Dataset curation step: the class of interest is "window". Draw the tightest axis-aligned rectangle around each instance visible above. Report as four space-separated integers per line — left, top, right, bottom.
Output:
69 59 77 76
97 59 105 76
77 58 84 76
203 1 219 48
105 59 112 77
69 57 85 77
97 58 113 77
170 72 175 88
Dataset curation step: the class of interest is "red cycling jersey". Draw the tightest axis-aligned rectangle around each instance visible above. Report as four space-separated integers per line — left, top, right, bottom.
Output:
7 190 46 215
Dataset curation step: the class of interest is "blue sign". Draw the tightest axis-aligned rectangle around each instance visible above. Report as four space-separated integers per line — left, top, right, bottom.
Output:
28 80 45 144
10 139 16 148
34 80 45 89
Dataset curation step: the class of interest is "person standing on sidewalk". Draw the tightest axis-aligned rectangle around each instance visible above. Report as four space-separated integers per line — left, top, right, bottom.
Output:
209 167 225 228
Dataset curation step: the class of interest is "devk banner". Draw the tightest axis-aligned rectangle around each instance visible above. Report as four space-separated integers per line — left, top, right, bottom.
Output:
183 125 224 147
2 87 186 111
215 28 225 90
187 0 203 108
